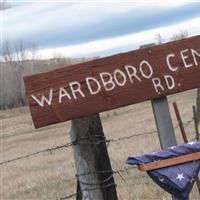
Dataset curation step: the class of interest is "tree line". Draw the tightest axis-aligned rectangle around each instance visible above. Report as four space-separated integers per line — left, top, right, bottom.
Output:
0 40 89 109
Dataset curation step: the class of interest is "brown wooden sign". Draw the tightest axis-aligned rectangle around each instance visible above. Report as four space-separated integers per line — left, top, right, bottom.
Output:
24 35 200 128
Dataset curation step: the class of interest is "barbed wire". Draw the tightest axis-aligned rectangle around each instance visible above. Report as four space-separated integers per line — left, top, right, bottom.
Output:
0 117 194 166
60 183 117 200
0 141 75 165
0 130 156 165
0 117 197 200
59 166 136 200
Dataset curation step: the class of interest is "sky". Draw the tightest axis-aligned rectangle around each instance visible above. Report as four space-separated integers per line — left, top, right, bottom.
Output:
1 0 200 59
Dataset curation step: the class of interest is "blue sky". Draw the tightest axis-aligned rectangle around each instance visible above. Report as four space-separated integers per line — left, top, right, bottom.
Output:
2 1 200 58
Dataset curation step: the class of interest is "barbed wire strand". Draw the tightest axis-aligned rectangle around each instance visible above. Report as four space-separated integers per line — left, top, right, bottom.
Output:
59 166 137 199
0 131 155 165
0 118 194 166
58 118 196 199
60 183 117 200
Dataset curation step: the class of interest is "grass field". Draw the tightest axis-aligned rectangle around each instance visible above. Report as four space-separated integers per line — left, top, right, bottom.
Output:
0 89 199 200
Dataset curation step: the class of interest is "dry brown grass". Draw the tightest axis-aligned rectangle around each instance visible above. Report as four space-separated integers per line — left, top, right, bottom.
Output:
0 89 199 200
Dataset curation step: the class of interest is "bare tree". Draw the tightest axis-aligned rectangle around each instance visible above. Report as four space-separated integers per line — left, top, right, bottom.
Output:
14 41 21 63
28 41 38 65
1 39 38 108
2 40 13 64
14 40 27 63
170 30 188 41
155 33 165 44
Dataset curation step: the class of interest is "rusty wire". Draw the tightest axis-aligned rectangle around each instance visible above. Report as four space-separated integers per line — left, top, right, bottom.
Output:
59 166 137 199
0 118 194 166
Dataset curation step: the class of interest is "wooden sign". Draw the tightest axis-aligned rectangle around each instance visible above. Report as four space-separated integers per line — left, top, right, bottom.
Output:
24 35 200 128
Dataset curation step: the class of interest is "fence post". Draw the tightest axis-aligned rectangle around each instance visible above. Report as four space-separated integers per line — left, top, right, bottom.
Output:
152 97 183 200
152 97 177 148
76 180 82 200
70 113 118 200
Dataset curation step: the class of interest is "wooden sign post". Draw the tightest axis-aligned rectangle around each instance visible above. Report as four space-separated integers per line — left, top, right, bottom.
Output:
23 35 200 200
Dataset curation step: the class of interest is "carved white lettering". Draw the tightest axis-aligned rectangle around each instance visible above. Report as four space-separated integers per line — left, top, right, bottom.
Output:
139 60 153 79
31 88 53 107
114 69 127 86
180 49 193 68
152 78 164 94
125 65 141 83
59 87 71 103
100 72 116 91
86 77 101 95
191 48 200 66
166 53 178 71
69 81 85 99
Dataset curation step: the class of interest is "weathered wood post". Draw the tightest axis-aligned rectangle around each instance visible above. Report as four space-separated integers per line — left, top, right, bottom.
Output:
70 114 118 200
152 97 177 147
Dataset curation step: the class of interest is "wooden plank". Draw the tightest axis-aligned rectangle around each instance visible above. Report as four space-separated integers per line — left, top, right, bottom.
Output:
138 152 200 171
23 35 200 128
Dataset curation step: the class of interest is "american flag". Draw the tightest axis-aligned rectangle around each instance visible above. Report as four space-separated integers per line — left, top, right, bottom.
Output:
127 141 200 200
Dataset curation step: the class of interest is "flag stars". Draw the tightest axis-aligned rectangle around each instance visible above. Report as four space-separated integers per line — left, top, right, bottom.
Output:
176 173 185 181
188 141 196 145
159 177 165 182
151 151 159 155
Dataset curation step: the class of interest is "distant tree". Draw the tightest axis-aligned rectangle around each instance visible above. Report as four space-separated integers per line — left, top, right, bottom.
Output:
0 0 11 10
1 39 38 108
155 33 165 44
2 39 38 64
14 40 27 63
28 42 38 65
170 30 188 41
2 40 13 64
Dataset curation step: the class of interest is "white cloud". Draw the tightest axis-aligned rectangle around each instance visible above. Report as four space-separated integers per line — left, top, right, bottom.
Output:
2 1 190 42
2 1 199 60
37 17 200 59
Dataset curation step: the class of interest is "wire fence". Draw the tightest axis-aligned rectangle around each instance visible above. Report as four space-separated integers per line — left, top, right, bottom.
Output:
0 118 194 166
59 166 137 200
0 117 196 199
